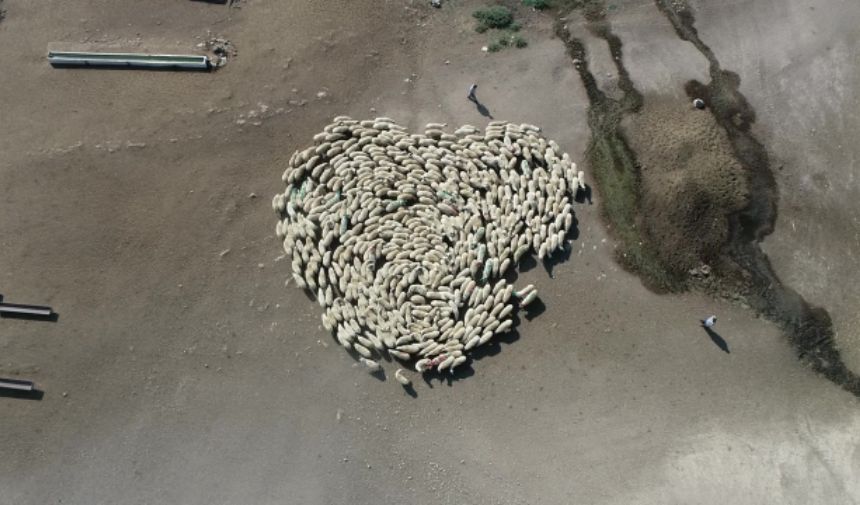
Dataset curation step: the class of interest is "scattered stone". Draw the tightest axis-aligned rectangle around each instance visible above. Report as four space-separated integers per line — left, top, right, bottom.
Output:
688 263 712 278
219 248 231 257
203 32 237 68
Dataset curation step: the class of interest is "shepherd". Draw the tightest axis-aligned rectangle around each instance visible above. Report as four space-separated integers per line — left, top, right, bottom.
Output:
467 83 478 102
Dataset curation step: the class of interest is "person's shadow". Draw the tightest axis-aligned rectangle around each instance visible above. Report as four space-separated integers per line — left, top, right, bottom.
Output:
469 97 493 119
574 184 593 205
704 326 730 353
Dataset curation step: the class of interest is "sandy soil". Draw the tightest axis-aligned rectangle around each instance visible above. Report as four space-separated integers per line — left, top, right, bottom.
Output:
1 1 858 504
688 0 860 377
624 96 748 277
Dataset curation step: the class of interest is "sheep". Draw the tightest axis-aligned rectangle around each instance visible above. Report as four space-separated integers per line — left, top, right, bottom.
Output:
275 117 581 384
359 357 381 372
395 369 412 386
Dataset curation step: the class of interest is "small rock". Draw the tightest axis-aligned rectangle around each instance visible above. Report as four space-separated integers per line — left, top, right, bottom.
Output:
481 46 489 52
693 98 706 110
62 392 68 397
219 248 231 257
249 192 257 199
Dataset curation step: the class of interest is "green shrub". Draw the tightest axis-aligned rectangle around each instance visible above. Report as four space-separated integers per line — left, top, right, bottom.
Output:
497 35 510 47
523 0 550 8
512 35 528 48
509 21 521 32
487 41 504 52
473 6 514 32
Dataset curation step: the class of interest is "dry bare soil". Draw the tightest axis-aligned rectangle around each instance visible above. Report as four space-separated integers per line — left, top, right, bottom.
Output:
1 1 858 504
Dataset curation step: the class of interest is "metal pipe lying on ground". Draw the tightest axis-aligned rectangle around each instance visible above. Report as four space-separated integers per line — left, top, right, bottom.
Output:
0 303 52 317
0 378 35 392
48 51 210 70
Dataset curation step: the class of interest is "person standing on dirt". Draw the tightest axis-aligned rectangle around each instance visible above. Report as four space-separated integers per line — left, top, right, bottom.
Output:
702 315 717 328
467 84 478 102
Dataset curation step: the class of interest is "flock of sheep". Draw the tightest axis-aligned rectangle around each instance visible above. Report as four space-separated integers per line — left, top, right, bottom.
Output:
273 117 583 386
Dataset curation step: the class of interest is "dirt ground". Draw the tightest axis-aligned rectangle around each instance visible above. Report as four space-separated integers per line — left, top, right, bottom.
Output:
623 95 748 279
1 1 858 504
690 0 860 385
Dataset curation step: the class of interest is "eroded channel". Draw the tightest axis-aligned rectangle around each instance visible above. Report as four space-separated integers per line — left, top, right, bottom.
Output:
555 0 860 397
